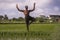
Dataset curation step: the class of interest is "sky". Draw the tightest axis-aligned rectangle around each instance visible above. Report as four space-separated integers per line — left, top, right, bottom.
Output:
0 0 60 19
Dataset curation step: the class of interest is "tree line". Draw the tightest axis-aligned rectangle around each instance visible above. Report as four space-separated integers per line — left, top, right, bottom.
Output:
0 14 59 23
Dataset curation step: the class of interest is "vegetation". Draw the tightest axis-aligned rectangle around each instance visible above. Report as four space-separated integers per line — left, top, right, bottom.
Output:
0 24 60 40
0 14 60 40
0 15 60 24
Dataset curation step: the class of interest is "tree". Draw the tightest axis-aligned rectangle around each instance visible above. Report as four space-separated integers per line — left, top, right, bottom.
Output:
12 18 17 21
35 17 40 23
39 15 48 23
4 15 8 20
0 15 4 23
39 17 44 23
17 17 24 21
11 17 24 21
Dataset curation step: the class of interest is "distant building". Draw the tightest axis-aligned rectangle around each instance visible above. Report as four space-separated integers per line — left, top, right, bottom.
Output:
50 15 60 22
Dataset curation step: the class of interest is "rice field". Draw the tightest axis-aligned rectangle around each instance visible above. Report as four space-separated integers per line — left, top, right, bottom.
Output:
0 23 60 40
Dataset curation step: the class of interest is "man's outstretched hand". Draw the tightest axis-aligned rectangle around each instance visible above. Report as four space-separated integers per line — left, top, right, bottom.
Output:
16 4 18 8
34 3 36 6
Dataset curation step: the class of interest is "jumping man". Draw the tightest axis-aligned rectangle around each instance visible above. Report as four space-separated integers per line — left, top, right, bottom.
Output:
16 3 36 32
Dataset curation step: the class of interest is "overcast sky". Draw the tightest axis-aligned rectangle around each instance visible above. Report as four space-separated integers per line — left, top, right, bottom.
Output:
0 0 60 19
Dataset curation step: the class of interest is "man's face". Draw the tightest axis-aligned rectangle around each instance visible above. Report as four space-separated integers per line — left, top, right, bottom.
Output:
25 6 28 10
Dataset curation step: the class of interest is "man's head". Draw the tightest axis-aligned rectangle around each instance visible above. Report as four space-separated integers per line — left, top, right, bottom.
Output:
25 5 28 10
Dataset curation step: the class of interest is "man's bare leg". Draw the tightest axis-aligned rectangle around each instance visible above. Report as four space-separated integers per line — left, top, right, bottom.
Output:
26 20 29 32
29 18 35 25
26 23 29 32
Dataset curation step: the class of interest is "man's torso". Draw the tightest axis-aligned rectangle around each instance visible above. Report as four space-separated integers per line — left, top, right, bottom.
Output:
23 10 30 16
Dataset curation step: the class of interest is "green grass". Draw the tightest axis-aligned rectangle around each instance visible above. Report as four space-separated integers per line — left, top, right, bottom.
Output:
0 24 59 32
0 24 60 40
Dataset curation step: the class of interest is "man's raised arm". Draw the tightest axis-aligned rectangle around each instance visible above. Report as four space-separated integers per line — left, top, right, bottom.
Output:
16 4 24 12
29 3 36 12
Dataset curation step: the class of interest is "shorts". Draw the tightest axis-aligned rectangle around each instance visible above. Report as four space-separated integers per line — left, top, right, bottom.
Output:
25 15 35 24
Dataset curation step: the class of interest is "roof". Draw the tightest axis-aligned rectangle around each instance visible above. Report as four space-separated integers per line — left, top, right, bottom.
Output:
50 15 60 17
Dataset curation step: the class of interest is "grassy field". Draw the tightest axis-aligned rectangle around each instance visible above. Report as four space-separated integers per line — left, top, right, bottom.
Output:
0 23 60 40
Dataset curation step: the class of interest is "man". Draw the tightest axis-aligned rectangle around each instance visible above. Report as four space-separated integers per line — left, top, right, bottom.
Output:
16 3 36 32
